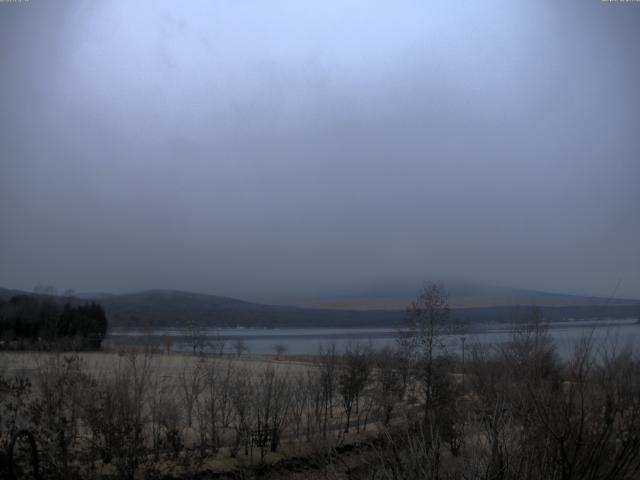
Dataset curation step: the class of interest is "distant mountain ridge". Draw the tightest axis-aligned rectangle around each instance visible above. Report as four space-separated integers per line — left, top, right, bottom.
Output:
291 280 639 310
1 286 638 329
296 290 639 310
81 289 402 328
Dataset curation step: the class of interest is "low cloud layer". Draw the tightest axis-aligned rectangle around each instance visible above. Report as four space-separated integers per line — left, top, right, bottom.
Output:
1 0 639 302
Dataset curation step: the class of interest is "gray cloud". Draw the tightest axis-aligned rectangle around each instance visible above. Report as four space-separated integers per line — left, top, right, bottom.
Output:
1 0 639 302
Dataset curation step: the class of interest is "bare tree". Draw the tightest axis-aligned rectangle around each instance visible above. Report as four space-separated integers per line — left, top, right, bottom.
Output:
156 395 183 459
253 367 291 460
209 331 226 356
197 359 234 454
178 357 206 428
80 353 153 480
401 283 453 415
316 344 338 437
373 347 405 426
233 338 248 357
289 372 310 439
303 368 324 441
31 353 88 478
229 368 253 457
186 320 208 355
516 336 640 480
273 343 288 359
148 366 172 460
338 343 371 432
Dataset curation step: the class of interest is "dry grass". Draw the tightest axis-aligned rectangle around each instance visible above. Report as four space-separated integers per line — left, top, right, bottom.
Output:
0 350 311 381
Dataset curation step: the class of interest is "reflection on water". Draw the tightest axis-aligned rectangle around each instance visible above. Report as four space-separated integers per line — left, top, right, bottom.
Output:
107 319 640 357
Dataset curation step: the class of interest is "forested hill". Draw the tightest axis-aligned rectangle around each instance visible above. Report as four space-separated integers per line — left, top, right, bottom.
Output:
97 291 638 328
94 290 403 328
1 288 638 329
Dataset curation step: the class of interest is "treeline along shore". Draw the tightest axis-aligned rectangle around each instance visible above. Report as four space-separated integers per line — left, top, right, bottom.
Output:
0 294 108 350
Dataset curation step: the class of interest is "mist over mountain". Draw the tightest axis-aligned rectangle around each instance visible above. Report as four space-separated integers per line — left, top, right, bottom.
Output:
1 1 639 301
293 280 639 310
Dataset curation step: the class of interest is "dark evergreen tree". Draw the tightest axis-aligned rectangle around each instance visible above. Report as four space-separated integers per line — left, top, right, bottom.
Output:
0 295 108 349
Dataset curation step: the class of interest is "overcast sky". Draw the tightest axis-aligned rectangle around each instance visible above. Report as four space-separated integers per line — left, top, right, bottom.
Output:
1 0 639 302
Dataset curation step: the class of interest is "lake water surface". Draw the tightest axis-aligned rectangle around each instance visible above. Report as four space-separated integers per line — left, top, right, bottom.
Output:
108 319 640 358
